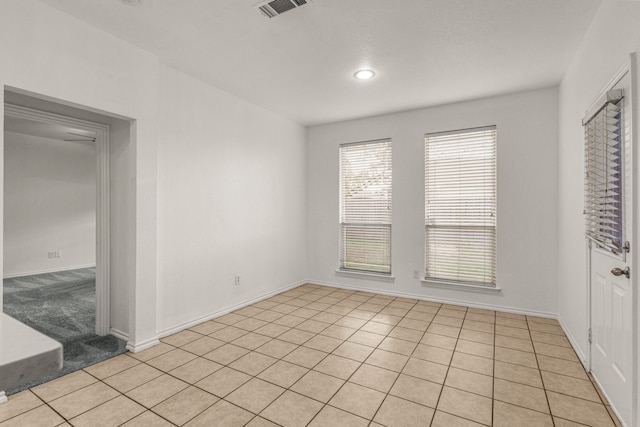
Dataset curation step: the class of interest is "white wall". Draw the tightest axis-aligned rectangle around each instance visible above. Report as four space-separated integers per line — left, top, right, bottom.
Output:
3 131 96 277
557 0 640 362
0 0 159 347
0 1 308 345
307 87 559 315
156 66 307 333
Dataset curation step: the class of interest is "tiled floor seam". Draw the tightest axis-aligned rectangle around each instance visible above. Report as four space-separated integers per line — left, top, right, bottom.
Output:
185 295 376 421
491 309 497 427
100 370 180 426
368 296 426 425
40 392 118 427
265 290 393 425
427 305 461 426
33 369 106 407
0 399 48 425
84 355 211 426
553 416 590 426
332 296 420 425
531 355 622 412
526 317 556 427
309 298 418 426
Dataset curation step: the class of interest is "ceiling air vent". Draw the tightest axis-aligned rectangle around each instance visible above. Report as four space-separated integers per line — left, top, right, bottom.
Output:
256 0 310 18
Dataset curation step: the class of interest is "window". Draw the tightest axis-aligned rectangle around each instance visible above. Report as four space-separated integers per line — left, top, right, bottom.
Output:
424 126 497 286
584 97 624 254
339 139 392 274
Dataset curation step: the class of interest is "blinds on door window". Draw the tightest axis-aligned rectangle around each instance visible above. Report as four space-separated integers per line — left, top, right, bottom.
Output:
584 96 624 254
339 139 392 274
424 126 497 286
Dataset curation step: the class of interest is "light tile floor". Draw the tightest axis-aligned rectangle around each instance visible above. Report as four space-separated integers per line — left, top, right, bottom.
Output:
0 284 623 426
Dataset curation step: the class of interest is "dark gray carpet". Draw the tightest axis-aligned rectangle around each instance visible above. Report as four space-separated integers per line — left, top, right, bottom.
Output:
3 267 127 394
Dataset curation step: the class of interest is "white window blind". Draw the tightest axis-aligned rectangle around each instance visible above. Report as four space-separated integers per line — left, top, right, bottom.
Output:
424 126 496 286
584 100 624 254
339 139 392 274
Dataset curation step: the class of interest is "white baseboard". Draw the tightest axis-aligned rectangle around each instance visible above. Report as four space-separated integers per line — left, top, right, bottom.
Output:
308 279 557 319
109 328 129 342
148 277 558 354
557 314 587 366
126 337 160 353
3 264 96 279
156 279 307 339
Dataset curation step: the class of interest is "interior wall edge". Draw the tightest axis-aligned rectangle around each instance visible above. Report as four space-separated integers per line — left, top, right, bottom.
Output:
557 313 587 366
147 278 563 361
308 279 557 319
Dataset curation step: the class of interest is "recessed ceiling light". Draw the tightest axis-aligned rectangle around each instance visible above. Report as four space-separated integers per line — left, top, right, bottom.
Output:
354 69 375 80
119 0 142 6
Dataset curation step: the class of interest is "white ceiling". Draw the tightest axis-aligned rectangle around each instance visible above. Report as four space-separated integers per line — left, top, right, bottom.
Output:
38 0 602 126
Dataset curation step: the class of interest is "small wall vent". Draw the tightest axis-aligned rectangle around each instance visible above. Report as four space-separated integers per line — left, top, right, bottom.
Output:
256 0 310 18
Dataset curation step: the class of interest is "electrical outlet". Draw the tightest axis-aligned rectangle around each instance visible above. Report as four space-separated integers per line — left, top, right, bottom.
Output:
48 251 61 259
413 270 420 279
235 274 240 286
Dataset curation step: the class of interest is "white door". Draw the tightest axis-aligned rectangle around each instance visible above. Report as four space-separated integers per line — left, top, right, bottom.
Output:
589 70 633 426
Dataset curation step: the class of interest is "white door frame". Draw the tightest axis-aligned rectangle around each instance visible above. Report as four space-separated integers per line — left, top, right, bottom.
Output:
631 51 640 427
3 104 111 336
585 54 638 426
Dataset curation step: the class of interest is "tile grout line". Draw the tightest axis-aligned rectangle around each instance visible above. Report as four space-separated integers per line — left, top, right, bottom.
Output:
526 316 557 427
310 290 444 424
427 304 463 427
302 291 408 426
433 307 500 426
93 360 181 427
172 292 514 424
365 298 426 426
200 289 387 425
491 309 496 427
296 288 395 424
36 370 123 425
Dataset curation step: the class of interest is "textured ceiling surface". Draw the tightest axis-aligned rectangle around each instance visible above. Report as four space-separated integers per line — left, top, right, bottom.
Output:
38 0 602 125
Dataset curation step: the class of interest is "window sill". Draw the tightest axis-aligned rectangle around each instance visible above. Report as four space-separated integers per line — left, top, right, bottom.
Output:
335 269 396 283
420 279 502 294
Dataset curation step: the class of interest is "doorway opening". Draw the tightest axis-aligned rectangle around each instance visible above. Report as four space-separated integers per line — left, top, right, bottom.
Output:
2 94 126 393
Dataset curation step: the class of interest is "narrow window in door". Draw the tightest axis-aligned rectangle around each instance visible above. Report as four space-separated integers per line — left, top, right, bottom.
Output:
584 100 624 254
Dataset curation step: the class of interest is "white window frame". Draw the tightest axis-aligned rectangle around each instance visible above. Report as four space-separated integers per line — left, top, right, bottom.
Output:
424 126 497 287
339 139 392 275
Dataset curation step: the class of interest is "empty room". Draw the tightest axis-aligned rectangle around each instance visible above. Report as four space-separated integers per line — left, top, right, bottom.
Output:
0 0 639 426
